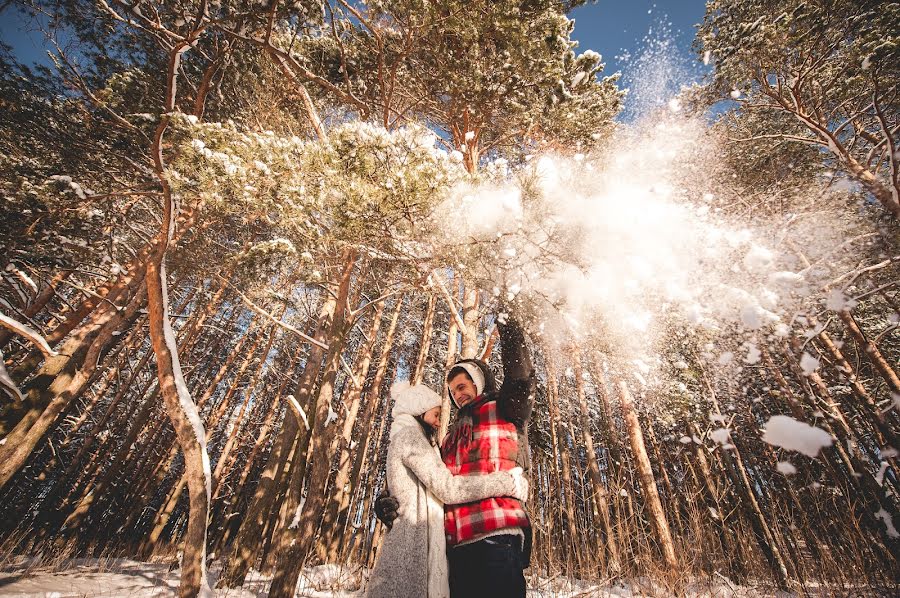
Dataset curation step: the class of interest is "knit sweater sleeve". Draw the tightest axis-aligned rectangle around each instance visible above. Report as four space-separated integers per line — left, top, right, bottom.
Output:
497 316 536 428
400 432 516 505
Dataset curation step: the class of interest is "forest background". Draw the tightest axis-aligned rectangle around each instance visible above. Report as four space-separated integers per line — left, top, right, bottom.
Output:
0 1 898 596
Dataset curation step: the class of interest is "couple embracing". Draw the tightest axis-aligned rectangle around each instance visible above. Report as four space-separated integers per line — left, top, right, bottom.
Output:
366 316 535 598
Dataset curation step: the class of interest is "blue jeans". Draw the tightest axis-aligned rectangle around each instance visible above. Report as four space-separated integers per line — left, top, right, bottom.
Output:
448 534 526 598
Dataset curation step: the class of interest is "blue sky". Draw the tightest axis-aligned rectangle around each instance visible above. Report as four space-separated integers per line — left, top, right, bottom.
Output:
0 7 49 66
1 1 709 118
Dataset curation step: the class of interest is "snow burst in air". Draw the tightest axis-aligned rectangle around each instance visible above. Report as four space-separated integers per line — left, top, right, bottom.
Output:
613 13 707 121
434 107 853 370
709 427 733 449
431 12 860 403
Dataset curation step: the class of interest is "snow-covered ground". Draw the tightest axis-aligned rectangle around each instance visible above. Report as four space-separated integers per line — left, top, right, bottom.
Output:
0 557 833 597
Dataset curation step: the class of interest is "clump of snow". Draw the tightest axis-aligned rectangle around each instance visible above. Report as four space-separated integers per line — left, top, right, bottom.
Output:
762 415 833 457
799 352 819 375
826 289 857 311
709 427 732 449
48 174 90 199
875 461 889 486
325 403 339 426
875 509 899 539
769 270 805 287
776 461 797 475
743 343 761 364
742 243 773 272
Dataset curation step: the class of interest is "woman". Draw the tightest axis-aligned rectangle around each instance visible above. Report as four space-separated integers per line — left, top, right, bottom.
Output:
366 382 527 598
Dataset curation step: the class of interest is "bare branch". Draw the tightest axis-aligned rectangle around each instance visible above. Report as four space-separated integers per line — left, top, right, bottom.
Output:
428 271 467 331
226 280 330 351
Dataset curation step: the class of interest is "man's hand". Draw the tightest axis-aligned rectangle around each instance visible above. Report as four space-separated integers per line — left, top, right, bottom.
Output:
374 493 400 529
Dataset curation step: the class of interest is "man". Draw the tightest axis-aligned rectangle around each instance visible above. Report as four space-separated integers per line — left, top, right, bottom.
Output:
376 315 535 598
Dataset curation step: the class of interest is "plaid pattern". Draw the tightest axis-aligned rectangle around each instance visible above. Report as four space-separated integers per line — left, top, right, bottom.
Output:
441 397 530 546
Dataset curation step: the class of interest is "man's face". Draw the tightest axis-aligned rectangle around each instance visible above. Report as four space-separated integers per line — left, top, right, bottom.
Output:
448 372 478 407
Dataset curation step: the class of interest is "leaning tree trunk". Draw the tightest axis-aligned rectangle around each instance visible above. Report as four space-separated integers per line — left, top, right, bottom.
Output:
838 309 900 393
267 249 357 597
145 251 210 598
218 291 336 588
0 284 146 489
0 269 70 349
329 297 403 562
142 322 268 556
321 299 386 562
615 379 678 570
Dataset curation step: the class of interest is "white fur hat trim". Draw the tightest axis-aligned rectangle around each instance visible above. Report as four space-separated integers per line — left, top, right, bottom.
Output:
391 381 442 418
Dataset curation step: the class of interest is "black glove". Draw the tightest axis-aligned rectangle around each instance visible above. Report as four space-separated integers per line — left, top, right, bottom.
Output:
374 493 400 529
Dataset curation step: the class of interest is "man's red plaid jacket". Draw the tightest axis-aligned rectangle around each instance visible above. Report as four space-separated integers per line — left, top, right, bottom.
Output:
440 317 535 548
441 395 529 545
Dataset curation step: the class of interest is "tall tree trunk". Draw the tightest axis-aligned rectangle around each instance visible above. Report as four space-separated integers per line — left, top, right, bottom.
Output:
321 300 386 562
439 307 459 441
572 350 619 573
213 345 303 554
142 322 268 555
410 294 436 385
211 322 281 497
544 353 582 572
336 299 404 562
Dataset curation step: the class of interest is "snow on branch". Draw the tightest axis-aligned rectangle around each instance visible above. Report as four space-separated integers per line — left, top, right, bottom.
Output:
0 349 24 402
0 312 59 358
284 394 311 431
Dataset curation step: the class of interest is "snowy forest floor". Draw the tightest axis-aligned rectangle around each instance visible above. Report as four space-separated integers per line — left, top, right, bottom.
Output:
0 557 883 598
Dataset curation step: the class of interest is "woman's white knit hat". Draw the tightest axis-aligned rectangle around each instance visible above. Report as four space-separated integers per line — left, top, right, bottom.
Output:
390 381 442 418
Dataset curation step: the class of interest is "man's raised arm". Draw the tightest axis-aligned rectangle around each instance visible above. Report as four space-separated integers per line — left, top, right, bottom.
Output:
497 316 535 427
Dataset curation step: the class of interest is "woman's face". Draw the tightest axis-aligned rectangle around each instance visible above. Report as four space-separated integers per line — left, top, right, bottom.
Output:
422 406 441 430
